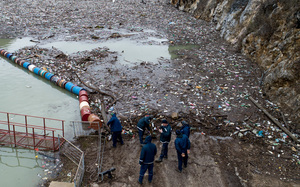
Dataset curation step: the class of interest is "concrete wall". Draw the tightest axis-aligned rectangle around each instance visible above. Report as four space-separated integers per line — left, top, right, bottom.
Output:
171 0 300 123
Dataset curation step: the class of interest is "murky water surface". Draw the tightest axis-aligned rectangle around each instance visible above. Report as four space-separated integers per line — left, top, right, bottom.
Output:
0 38 80 187
41 37 171 65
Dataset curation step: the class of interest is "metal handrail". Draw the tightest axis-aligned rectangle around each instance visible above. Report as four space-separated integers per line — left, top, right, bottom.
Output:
0 111 65 122
0 120 63 131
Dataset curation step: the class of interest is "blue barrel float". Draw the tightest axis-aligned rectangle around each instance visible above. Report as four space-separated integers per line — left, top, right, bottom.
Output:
65 82 75 92
72 86 82 95
33 67 41 75
45 72 54 80
0 49 85 95
22 62 31 69
6 53 12 59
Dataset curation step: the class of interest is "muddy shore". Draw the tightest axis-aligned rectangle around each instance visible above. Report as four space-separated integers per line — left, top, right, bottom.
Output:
1 0 299 186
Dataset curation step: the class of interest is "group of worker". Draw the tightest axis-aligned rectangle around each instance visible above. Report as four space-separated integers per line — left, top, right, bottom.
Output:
107 113 191 185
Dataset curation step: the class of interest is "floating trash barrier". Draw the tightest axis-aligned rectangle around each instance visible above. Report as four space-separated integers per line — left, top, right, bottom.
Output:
0 49 102 129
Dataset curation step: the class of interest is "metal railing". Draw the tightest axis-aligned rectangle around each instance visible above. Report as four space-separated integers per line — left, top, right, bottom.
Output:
0 111 65 151
0 111 65 137
71 120 100 138
58 134 84 187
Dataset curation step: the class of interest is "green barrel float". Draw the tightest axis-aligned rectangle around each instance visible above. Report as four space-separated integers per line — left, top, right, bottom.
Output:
11 56 17 62
39 69 47 77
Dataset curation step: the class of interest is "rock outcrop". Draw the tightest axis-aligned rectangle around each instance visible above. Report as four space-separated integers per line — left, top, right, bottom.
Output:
171 0 300 123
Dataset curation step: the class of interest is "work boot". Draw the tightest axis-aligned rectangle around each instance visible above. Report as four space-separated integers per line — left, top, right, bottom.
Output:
175 168 182 173
155 157 163 163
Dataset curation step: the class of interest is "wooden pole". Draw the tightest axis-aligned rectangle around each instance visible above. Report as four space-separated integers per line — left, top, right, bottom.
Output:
249 96 298 142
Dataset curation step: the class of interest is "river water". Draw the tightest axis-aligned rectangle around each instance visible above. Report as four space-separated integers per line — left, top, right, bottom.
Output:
0 38 81 187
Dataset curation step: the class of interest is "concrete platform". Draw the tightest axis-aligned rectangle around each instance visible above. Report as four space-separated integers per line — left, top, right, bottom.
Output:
49 181 74 187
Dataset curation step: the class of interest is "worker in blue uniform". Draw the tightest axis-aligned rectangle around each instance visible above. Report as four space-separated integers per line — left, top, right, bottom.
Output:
107 113 123 148
138 136 157 184
180 121 190 138
174 130 190 172
137 115 153 145
156 119 172 162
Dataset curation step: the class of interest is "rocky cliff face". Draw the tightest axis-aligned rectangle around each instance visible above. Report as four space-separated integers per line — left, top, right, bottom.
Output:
171 0 300 123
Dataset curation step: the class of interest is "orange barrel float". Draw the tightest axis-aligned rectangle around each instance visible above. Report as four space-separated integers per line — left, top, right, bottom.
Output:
1 50 7 56
0 49 5 55
57 79 67 88
80 106 91 121
88 114 102 130
56 78 64 86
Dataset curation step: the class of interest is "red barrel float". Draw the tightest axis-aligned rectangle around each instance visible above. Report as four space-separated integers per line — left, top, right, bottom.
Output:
79 89 88 97
79 95 89 103
80 106 91 121
88 114 102 130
